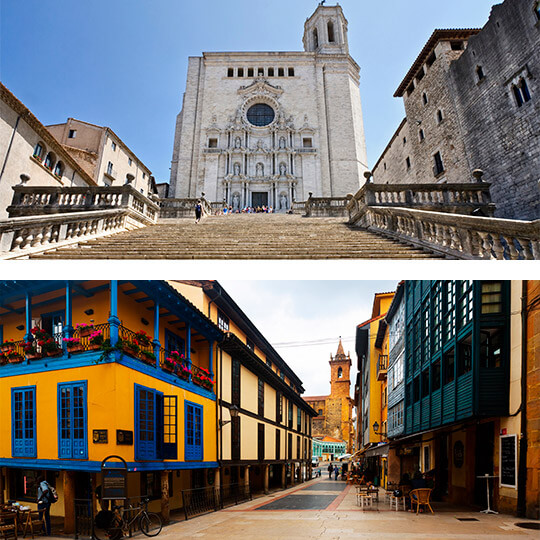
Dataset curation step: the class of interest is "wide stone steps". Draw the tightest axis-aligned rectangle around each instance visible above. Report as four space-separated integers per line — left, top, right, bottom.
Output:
30 215 441 259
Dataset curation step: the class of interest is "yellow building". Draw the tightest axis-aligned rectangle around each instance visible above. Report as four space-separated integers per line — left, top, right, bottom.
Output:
304 340 354 453
354 291 394 486
171 281 317 494
0 280 222 530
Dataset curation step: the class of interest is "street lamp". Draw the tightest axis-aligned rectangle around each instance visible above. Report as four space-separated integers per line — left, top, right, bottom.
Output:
373 421 387 437
219 405 239 428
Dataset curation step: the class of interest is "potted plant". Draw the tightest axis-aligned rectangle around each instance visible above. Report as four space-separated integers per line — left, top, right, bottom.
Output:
119 339 140 357
39 337 62 357
134 330 152 348
4 349 24 364
178 364 191 380
1 339 16 353
0 353 6 366
63 337 83 353
163 351 184 374
76 323 95 338
163 356 177 373
89 330 104 350
193 367 214 390
140 350 156 366
24 341 41 360
31 327 48 341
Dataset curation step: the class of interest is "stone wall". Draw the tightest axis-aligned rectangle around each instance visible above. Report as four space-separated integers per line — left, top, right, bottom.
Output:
526 280 540 518
449 0 540 220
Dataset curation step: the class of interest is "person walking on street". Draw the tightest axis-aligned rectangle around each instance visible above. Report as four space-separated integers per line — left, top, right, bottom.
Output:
36 475 52 536
328 463 333 479
195 200 203 224
334 466 339 481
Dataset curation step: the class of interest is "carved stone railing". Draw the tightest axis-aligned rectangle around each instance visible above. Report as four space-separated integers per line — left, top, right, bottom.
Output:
305 196 350 218
0 208 156 259
348 205 539 260
291 201 306 214
158 197 212 219
351 183 495 216
7 185 159 221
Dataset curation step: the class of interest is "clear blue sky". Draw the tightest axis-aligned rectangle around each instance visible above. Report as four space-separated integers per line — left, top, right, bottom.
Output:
1 0 497 183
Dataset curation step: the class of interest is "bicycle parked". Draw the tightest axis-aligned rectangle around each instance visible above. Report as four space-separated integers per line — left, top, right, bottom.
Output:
94 497 162 539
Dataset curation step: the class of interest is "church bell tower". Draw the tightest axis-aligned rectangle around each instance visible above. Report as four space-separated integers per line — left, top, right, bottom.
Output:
330 338 352 398
303 3 349 55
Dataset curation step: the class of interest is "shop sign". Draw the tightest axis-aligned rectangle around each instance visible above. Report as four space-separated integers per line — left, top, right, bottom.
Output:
101 455 128 500
500 434 517 489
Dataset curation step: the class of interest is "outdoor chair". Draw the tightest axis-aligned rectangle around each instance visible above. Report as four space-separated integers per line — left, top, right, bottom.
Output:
409 488 434 514
0 512 17 540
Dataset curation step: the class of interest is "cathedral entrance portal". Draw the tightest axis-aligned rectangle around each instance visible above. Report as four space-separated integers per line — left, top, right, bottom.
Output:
251 192 268 208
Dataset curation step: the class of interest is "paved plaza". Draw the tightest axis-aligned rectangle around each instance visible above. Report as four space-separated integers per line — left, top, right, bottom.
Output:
46 477 539 540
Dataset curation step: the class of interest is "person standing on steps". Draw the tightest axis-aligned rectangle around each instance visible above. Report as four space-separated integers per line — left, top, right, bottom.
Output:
195 200 203 224
328 463 333 479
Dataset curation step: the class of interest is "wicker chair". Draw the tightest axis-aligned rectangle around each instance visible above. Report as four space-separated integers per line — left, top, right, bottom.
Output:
409 488 434 514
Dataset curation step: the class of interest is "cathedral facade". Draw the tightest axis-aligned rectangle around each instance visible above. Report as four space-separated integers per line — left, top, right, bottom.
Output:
169 4 368 210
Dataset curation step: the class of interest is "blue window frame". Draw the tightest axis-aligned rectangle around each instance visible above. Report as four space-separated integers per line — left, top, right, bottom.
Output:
185 401 203 461
12 386 36 457
58 381 87 459
135 385 159 460
165 329 185 355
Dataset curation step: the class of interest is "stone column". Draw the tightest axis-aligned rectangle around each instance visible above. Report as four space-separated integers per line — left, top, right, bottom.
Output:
281 464 286 489
263 465 269 494
160 471 170 524
63 471 76 534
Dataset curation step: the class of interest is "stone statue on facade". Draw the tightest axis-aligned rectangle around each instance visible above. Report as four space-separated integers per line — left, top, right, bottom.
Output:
256 163 264 177
232 193 240 210
280 194 288 209
234 136 242 149
279 163 287 176
279 136 286 149
233 163 241 176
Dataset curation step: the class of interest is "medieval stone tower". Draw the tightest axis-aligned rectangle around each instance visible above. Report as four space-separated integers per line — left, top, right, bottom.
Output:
304 339 355 452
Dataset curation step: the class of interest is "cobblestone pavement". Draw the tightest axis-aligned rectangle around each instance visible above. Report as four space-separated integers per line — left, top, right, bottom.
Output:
49 478 540 539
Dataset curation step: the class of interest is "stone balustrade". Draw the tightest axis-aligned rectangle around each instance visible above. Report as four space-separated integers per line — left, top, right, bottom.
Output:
348 204 539 260
7 185 160 221
352 183 495 216
305 196 351 217
159 198 212 218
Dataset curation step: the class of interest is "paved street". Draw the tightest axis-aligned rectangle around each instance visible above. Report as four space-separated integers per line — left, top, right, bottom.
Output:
47 477 538 540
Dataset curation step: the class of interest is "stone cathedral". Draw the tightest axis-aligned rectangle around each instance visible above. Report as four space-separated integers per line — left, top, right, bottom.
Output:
169 3 369 210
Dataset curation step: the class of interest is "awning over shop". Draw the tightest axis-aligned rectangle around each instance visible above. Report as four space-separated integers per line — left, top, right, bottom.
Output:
364 443 389 458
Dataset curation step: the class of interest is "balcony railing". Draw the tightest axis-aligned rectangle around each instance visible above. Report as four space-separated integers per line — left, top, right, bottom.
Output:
377 355 388 381
0 322 213 391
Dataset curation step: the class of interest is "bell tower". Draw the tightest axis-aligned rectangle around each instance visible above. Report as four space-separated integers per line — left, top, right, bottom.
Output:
330 338 352 398
303 3 349 55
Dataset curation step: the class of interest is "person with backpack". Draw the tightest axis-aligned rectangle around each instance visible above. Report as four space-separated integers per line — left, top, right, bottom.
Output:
195 200 203 224
36 475 57 536
327 463 333 479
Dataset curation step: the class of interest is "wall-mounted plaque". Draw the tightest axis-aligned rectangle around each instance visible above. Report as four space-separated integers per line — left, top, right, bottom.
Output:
500 434 517 488
93 430 108 444
116 430 133 445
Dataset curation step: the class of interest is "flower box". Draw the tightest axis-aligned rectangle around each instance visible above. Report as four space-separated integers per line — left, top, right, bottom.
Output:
162 363 175 373
77 325 95 338
46 350 62 358
122 344 140 357
26 353 42 360
139 351 156 365
1 344 15 353
66 344 84 353
7 354 24 364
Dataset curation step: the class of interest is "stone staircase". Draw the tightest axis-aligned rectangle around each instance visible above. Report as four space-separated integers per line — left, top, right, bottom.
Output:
30 214 442 259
